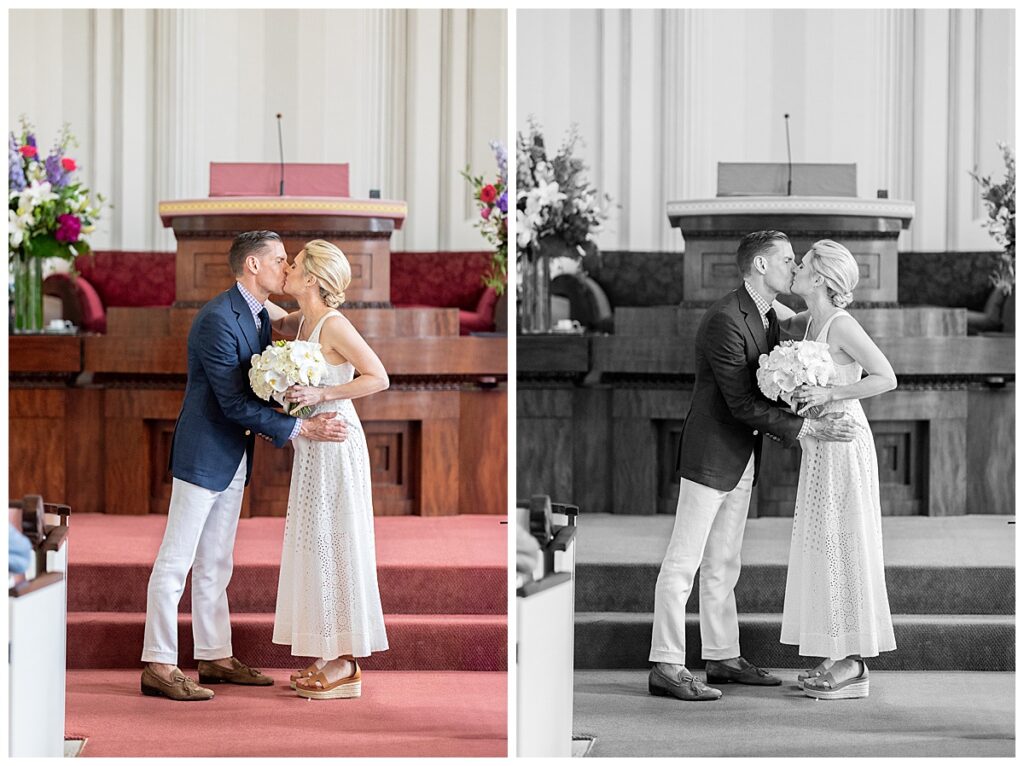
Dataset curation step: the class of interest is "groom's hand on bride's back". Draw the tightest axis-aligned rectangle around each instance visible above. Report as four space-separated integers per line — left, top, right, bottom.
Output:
299 412 349 442
804 412 859 442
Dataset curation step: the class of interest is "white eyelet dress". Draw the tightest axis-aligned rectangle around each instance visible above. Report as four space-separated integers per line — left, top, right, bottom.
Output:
780 309 896 660
272 310 389 660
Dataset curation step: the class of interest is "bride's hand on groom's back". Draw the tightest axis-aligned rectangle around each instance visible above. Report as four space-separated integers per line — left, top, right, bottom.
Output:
299 412 348 442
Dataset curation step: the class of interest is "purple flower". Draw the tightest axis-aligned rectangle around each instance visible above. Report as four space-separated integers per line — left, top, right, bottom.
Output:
26 132 36 148
490 140 507 184
56 214 81 243
45 151 69 189
9 133 26 192
497 190 507 214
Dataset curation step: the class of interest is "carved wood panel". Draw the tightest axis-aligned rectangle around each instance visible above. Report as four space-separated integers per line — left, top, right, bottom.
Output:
364 421 415 516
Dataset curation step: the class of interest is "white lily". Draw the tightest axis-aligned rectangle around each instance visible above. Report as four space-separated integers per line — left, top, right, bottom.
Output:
20 180 57 211
9 208 33 248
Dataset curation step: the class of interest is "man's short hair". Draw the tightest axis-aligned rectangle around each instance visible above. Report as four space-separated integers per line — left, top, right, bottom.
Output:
228 230 282 277
736 230 789 276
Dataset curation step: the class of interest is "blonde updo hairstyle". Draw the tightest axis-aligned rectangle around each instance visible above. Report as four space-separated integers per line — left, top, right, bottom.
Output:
806 239 858 309
300 239 351 308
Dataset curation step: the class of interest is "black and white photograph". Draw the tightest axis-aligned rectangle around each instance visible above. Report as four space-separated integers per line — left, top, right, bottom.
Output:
515 8 1014 758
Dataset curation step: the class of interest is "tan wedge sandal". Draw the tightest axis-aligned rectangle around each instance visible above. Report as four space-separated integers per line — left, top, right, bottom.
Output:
294 661 362 700
289 662 322 690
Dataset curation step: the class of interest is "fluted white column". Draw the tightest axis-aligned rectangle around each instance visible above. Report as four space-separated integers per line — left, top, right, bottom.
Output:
154 9 205 250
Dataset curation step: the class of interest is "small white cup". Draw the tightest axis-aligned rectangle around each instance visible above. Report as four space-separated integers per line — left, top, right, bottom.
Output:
555 319 581 332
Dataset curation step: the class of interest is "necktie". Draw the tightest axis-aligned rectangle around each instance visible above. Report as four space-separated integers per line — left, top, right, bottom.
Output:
766 306 779 345
258 308 270 343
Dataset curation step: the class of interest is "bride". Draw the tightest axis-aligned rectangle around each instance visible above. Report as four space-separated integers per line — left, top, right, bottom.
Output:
265 239 390 699
779 239 897 700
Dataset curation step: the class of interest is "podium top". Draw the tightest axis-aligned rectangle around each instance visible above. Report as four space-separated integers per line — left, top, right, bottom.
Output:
210 162 349 197
667 196 914 224
717 162 857 197
158 196 407 228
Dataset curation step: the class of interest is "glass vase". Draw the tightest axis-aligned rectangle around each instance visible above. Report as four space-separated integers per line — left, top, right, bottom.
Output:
12 249 44 334
519 250 552 334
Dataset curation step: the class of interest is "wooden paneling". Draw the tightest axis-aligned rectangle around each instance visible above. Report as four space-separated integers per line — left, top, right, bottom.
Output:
573 388 613 515
612 417 659 515
106 307 171 337
104 417 149 515
420 418 459 516
148 420 178 515
9 336 81 373
9 389 67 502
457 389 508 515
966 386 1015 514
517 388 574 502
516 335 589 374
168 306 460 341
589 335 1015 375
84 335 507 376
365 421 415 516
64 388 105 514
928 416 967 517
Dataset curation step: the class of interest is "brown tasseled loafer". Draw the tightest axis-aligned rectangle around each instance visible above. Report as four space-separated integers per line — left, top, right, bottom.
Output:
140 666 214 701
197 657 274 686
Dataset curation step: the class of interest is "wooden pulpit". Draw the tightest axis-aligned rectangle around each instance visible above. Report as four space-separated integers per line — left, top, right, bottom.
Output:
159 196 407 307
668 164 914 303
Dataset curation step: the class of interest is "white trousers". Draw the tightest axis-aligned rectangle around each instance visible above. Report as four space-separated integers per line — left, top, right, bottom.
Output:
141 456 246 664
649 453 754 664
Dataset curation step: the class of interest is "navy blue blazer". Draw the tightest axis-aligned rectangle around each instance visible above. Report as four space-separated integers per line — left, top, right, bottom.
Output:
675 287 804 491
168 286 297 491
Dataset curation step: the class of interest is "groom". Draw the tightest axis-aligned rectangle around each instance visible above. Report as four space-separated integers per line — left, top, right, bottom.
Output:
648 230 857 701
140 230 349 701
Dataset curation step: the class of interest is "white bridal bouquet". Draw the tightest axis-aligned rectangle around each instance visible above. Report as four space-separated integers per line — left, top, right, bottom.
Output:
249 340 328 418
756 340 836 408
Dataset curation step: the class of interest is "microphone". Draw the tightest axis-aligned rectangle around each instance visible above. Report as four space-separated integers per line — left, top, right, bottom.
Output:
784 113 793 197
276 113 285 196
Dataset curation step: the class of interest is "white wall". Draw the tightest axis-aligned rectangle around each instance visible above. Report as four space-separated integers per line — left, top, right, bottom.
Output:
9 8 507 252
518 8 1014 252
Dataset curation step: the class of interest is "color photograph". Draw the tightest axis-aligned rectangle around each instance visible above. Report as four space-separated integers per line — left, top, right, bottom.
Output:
9 8 508 757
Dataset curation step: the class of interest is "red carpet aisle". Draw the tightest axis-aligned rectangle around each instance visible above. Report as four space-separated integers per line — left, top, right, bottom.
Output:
64 514 507 757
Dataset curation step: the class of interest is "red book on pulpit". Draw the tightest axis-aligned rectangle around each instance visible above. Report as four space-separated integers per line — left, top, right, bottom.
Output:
209 163 350 197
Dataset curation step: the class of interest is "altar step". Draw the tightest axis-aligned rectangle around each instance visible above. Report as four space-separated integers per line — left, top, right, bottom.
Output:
64 513 507 672
68 562 505 615
572 514 1014 672
574 613 1014 671
67 612 506 671
576 563 1014 614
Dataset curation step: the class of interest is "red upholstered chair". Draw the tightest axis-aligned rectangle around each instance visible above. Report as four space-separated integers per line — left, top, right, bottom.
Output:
390 251 500 335
42 272 107 333
42 251 176 334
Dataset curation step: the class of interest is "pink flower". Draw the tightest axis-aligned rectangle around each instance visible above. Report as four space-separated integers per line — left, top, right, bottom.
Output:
61 157 77 172
19 145 37 158
481 207 491 219
56 214 82 243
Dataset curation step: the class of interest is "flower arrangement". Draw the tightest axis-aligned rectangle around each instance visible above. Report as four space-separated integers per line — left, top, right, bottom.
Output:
9 118 104 264
461 140 508 295
516 118 610 263
756 340 836 406
249 339 328 418
969 142 1015 294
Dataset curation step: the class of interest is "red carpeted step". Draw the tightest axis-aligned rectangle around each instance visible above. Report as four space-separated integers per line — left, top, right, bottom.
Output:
67 563 505 615
67 612 507 671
